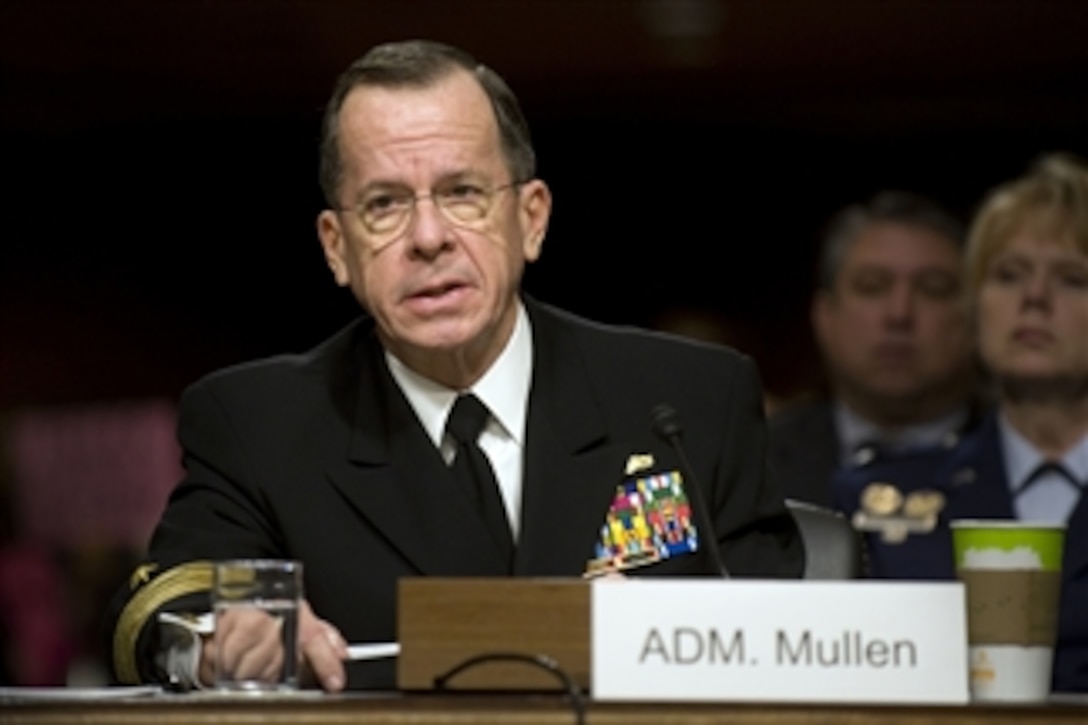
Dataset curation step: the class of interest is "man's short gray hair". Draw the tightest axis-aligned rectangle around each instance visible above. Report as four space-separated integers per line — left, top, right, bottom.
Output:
817 191 966 291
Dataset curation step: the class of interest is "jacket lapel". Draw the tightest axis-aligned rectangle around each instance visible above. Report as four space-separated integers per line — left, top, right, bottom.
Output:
326 326 509 576
944 417 1016 520
514 302 627 575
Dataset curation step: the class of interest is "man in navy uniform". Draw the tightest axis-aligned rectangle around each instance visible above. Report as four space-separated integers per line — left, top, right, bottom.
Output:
105 39 803 692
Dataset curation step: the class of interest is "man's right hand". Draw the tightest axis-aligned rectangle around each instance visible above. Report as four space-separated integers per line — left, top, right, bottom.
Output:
200 600 349 691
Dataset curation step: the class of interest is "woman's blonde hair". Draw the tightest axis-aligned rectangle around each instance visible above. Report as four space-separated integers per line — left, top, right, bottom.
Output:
965 152 1088 300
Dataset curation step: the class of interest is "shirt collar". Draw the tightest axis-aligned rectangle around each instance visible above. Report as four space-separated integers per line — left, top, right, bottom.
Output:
385 302 533 448
998 413 1088 493
835 401 968 465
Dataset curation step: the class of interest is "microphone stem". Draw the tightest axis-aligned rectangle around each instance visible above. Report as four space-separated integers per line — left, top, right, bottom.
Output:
665 431 731 579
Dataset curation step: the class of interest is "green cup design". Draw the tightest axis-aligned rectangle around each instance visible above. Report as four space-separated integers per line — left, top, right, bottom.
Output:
952 520 1064 572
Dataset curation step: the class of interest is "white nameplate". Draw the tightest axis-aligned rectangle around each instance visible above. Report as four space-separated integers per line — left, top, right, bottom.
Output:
591 579 968 704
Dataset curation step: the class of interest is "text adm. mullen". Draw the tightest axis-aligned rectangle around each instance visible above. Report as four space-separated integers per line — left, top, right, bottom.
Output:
591 581 968 703
638 627 918 669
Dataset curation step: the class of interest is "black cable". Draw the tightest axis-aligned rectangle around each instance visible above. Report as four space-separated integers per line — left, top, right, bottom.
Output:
433 651 586 725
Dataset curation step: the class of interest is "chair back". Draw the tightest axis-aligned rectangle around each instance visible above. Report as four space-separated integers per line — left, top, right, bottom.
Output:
786 499 865 579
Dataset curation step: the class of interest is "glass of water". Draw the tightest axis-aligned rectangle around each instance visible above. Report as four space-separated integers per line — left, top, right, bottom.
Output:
212 559 303 692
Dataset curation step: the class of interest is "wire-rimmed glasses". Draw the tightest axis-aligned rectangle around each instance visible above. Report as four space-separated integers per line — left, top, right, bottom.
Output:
343 179 523 250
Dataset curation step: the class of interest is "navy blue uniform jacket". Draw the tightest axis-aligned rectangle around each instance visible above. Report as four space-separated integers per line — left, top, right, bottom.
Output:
106 297 803 689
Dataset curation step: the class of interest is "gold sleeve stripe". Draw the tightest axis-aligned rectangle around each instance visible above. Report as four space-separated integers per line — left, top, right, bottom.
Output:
113 561 214 684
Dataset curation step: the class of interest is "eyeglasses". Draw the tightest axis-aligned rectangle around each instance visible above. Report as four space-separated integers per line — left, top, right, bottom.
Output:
344 180 523 249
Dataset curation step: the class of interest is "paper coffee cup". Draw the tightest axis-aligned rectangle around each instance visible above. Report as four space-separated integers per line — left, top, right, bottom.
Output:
950 520 1064 703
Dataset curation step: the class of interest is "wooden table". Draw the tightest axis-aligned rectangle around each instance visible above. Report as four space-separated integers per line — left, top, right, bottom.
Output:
3 691 1085 725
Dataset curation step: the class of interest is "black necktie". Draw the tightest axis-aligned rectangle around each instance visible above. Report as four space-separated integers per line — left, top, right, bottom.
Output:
446 394 515 567
1020 461 1080 493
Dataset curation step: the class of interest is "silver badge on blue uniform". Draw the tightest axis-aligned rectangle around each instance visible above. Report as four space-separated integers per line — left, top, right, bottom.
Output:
853 482 946 543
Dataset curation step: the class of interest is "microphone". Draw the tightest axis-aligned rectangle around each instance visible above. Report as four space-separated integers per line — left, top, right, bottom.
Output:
651 403 730 578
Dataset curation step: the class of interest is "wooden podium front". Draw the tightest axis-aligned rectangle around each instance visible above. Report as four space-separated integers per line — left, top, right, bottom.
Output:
396 578 591 691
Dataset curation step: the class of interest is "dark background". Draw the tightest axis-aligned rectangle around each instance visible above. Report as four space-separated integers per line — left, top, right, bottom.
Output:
4 0 1088 407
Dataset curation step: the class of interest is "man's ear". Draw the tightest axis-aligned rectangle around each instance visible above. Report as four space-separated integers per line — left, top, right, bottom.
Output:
519 179 552 262
317 210 350 286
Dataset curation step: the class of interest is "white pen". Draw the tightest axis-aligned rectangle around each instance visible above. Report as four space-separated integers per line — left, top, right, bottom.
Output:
345 642 401 661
